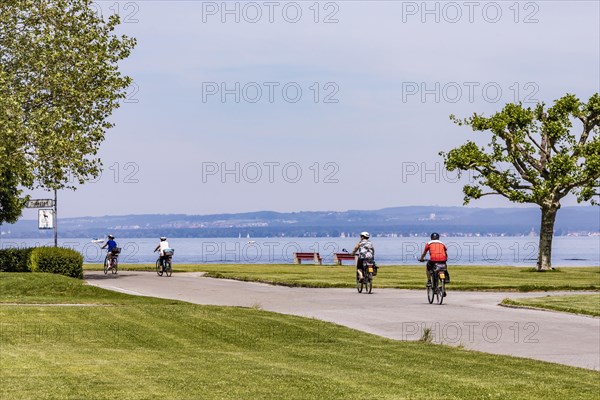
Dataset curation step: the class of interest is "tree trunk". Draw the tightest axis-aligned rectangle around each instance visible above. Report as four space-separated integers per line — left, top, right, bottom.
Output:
537 206 558 271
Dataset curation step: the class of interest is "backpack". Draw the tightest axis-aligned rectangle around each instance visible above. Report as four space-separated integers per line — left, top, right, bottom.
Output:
358 240 374 260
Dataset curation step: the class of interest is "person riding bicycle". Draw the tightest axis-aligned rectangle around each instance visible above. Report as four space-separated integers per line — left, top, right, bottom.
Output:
154 237 170 272
419 232 449 287
101 235 118 270
352 232 375 282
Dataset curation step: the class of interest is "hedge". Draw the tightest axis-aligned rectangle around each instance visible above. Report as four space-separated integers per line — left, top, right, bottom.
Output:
0 248 34 272
0 247 83 279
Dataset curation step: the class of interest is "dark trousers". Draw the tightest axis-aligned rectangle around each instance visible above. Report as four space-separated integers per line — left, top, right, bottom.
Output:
427 261 449 282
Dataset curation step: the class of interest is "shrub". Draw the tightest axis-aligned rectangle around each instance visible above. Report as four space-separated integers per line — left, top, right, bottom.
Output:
29 247 84 279
0 248 34 272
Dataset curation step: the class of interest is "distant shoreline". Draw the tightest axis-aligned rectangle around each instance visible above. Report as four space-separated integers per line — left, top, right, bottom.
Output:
3 237 598 267
4 205 598 239
3 233 599 240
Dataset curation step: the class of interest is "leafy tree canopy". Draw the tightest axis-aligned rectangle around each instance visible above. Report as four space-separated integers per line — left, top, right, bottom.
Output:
0 0 135 224
441 93 599 270
443 94 600 208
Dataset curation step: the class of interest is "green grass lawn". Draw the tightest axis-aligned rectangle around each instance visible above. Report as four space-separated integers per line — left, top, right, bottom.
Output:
1 273 599 399
0 272 180 305
502 294 600 317
85 263 600 291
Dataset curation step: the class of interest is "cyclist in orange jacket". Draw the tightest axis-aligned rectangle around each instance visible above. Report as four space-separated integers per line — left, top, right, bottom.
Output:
419 232 448 287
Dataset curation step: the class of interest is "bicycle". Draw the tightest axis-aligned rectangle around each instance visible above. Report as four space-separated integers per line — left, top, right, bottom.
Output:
156 248 174 277
419 259 447 305
104 248 121 275
339 247 377 295
356 259 376 294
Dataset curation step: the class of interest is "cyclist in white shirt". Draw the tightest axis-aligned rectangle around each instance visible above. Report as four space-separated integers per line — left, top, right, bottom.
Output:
154 237 170 271
352 232 375 281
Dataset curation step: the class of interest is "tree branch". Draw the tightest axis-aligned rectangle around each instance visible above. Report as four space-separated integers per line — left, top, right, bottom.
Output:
577 116 598 148
511 157 538 184
471 165 533 196
515 184 534 190
477 192 501 198
525 129 545 155
559 177 600 198
502 129 544 173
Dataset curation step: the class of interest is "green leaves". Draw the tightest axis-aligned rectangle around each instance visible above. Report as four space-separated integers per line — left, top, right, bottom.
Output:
0 0 136 223
443 94 600 208
0 169 25 224
443 94 599 269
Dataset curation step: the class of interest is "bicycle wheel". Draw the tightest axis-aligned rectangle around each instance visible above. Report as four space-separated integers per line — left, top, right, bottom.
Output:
156 259 163 276
111 258 118 274
366 273 373 294
427 286 435 303
104 256 109 275
356 271 363 293
165 261 172 277
437 279 445 305
427 276 435 304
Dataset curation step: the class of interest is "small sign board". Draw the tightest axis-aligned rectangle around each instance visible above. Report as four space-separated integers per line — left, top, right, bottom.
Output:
38 209 54 230
26 199 54 208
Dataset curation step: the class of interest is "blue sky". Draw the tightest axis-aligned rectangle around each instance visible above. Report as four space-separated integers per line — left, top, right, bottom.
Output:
22 0 600 218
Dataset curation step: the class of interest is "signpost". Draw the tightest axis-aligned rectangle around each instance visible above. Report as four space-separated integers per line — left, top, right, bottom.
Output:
54 190 58 247
25 199 54 208
38 209 54 230
25 192 58 247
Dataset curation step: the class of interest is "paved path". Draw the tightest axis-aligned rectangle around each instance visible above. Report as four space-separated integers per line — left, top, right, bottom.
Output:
85 271 600 370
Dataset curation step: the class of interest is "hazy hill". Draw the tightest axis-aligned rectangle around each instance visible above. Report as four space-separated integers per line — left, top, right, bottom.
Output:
2 206 598 238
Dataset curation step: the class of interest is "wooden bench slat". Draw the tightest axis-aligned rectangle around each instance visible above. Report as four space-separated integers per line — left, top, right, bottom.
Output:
293 252 322 265
333 253 357 265
334 254 355 259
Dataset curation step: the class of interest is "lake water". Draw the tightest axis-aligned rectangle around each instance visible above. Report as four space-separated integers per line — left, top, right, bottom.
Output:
1 237 598 267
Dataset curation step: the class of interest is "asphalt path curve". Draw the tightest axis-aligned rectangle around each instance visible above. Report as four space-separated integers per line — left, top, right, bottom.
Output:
85 271 600 371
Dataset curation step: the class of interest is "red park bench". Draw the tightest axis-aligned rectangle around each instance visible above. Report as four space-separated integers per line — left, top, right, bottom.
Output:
333 253 357 265
293 252 322 265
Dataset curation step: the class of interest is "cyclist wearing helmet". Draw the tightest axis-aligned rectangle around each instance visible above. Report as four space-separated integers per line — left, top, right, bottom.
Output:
154 237 170 272
101 235 118 270
352 232 375 281
419 232 448 287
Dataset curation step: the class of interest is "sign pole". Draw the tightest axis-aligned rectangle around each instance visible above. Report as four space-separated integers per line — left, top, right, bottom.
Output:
54 189 58 247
